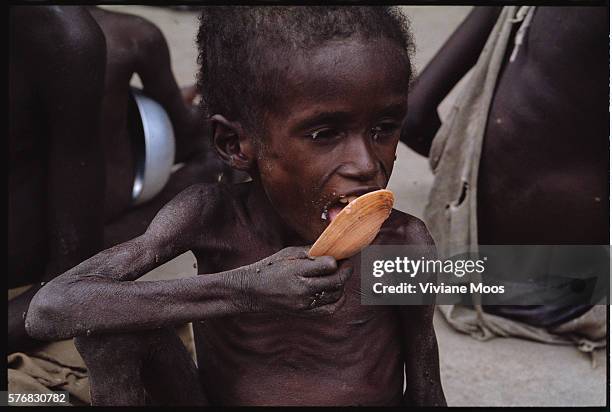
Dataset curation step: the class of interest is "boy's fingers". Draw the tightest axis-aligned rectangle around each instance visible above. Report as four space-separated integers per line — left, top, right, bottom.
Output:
307 265 352 290
304 289 343 309
315 289 343 305
336 261 353 282
308 293 347 316
299 255 337 277
272 245 309 261
284 246 310 259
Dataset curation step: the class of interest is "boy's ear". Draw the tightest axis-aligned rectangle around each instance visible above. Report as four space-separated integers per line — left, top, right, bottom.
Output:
210 114 256 172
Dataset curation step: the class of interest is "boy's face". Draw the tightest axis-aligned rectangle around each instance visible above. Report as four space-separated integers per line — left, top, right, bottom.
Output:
255 37 410 243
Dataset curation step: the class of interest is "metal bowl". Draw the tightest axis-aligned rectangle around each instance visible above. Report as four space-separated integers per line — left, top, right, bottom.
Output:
129 87 175 205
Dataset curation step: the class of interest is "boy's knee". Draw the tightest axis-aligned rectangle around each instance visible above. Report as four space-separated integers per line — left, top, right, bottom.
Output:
75 328 205 406
74 330 151 367
74 328 187 368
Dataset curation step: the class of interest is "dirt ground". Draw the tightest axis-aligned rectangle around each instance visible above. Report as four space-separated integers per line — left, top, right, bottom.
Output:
103 5 608 407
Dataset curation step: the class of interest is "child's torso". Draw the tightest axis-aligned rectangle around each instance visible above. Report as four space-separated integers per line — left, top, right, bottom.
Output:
190 184 406 405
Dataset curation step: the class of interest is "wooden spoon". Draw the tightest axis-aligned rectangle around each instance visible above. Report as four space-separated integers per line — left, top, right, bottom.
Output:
309 189 394 260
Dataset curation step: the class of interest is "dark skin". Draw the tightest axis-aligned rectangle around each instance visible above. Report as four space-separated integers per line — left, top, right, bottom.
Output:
90 5 236 247
27 38 445 406
402 6 608 244
402 7 502 156
401 7 608 324
9 6 228 353
9 6 106 353
86 6 217 221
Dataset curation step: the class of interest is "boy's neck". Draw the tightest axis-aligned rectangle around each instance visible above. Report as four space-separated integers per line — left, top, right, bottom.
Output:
245 179 305 249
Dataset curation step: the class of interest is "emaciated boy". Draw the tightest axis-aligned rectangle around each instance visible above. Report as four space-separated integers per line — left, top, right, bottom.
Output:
27 6 446 406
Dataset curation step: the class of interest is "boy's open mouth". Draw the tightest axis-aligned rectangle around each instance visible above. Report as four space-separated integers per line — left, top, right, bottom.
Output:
321 196 359 223
320 187 381 225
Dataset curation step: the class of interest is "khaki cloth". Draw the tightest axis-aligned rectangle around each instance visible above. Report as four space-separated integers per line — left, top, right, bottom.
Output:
425 6 518 258
8 286 196 406
424 6 607 353
438 304 607 366
8 341 90 406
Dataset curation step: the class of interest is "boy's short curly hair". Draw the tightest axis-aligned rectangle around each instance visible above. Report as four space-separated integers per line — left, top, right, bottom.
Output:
196 6 415 134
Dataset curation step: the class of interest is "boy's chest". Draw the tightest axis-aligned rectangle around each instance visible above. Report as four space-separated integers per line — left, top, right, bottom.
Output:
189 205 410 403
193 204 410 275
192 209 413 340
193 231 397 360
190 203 414 351
196 231 385 321
193 220 279 274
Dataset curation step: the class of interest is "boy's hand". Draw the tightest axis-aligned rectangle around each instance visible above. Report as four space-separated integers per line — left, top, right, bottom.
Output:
235 246 352 316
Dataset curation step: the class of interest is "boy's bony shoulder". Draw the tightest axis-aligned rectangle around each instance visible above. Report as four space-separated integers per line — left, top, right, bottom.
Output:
149 183 227 235
379 209 435 246
171 182 227 217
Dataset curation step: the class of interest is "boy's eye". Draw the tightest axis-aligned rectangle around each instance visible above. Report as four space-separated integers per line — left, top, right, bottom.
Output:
370 123 399 141
308 128 346 141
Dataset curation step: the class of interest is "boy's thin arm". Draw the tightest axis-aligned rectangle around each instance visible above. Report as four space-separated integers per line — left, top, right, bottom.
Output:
26 236 344 341
24 184 241 340
26 185 346 341
401 6 502 156
25 234 248 341
397 220 446 406
399 305 447 406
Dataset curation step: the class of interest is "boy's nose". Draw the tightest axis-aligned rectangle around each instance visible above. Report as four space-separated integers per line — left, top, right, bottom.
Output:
338 137 380 182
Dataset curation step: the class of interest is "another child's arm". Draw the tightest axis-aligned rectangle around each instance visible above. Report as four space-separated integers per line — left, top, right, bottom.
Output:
401 6 502 156
26 185 349 341
8 6 107 354
133 18 207 163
